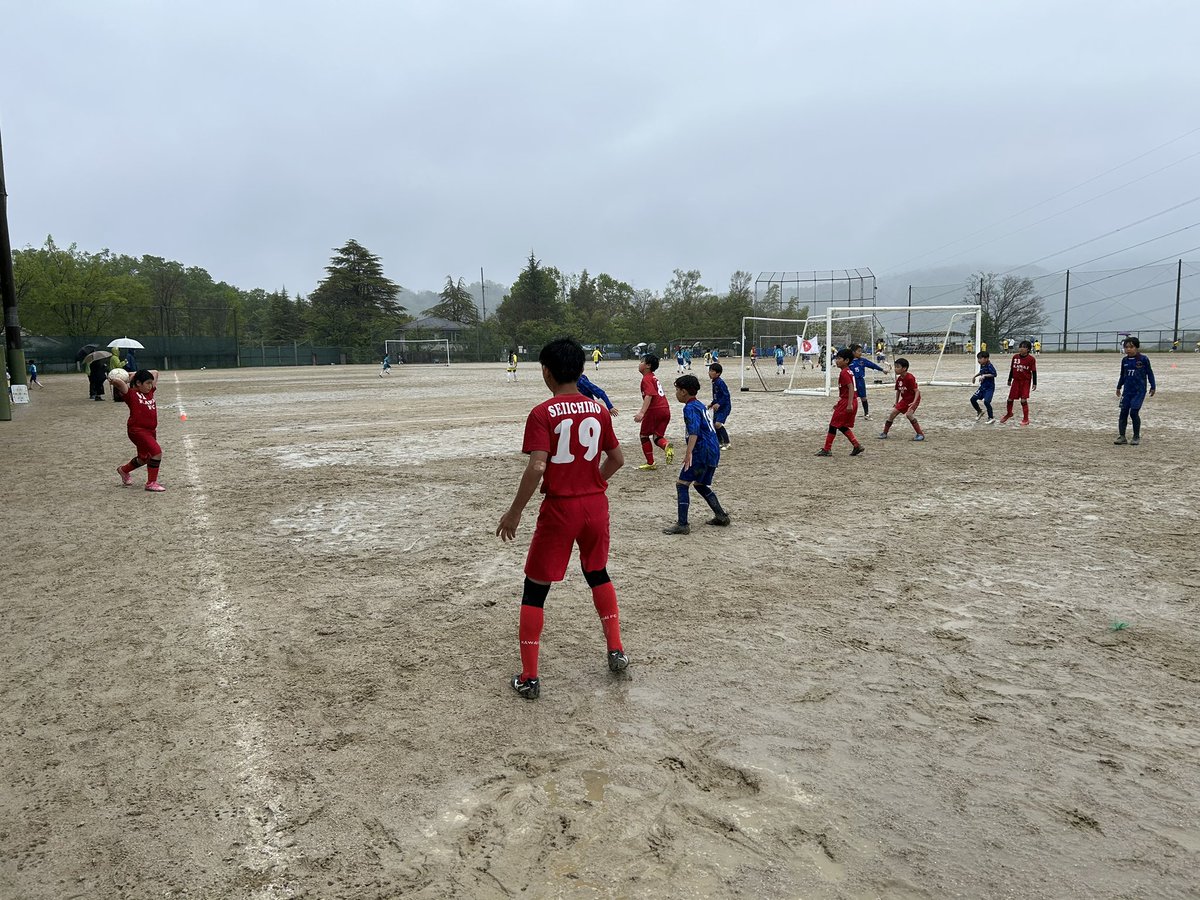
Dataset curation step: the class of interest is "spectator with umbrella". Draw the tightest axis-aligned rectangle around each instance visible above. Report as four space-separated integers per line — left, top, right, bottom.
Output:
77 347 112 400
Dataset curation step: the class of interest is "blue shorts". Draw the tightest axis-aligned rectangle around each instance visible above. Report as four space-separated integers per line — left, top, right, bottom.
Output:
855 383 868 398
1120 393 1146 412
712 406 731 425
971 387 995 402
679 462 717 486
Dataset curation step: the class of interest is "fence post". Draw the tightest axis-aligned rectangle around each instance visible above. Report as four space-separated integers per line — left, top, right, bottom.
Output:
1062 269 1070 352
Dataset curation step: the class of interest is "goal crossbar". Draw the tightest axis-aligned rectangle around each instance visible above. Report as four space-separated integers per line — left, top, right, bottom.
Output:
782 305 982 396
384 338 451 365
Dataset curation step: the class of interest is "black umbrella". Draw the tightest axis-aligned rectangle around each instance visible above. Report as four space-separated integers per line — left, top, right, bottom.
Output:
75 343 101 362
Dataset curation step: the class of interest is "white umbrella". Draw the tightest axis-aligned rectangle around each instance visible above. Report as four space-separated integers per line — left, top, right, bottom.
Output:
108 337 145 349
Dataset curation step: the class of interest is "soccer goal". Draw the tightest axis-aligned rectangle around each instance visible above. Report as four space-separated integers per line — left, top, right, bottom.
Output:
385 338 451 365
783 305 982 396
738 316 820 392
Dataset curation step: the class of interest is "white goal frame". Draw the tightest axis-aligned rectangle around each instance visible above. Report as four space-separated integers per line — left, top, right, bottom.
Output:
738 316 820 392
783 305 982 396
384 338 451 366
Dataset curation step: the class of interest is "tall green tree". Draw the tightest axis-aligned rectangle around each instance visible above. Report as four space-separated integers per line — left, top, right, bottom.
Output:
427 276 480 324
307 239 405 350
494 252 565 348
12 236 148 336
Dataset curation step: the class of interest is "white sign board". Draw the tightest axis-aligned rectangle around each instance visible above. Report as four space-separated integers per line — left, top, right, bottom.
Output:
10 385 30 404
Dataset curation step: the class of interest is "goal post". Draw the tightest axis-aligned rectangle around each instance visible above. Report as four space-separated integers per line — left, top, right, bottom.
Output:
781 305 983 396
384 338 451 366
738 316 820 392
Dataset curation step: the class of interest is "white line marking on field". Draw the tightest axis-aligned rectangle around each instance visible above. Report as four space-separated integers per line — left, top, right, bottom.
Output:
173 374 298 899
275 413 524 431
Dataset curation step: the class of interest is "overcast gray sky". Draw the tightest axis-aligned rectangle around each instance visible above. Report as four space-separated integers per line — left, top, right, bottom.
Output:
3 0 1199 302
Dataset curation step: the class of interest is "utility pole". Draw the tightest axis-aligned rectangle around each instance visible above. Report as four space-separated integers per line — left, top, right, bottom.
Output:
906 285 912 334
1174 259 1183 348
1062 269 1070 352
1 124 27 421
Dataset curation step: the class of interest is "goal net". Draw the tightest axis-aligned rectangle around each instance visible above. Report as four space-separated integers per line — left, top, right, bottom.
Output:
384 338 451 366
738 316 820 392
783 305 982 396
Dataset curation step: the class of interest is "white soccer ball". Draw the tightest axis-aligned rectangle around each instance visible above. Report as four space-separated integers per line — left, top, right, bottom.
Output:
108 369 130 384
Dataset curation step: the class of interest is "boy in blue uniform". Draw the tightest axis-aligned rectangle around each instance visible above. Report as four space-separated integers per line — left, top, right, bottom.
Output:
848 344 886 420
970 351 997 423
1115 337 1157 445
773 344 786 376
707 362 732 449
663 374 730 534
577 372 619 416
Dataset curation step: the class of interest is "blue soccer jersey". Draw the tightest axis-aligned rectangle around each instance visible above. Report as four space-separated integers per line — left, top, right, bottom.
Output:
710 376 731 422
683 398 720 467
1117 353 1156 405
774 347 785 365
576 374 614 410
848 357 885 395
973 362 998 397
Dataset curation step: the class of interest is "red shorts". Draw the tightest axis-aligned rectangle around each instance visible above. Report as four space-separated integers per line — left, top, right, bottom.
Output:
829 404 857 429
525 493 611 582
128 426 161 458
639 406 671 440
894 397 920 414
1008 382 1031 400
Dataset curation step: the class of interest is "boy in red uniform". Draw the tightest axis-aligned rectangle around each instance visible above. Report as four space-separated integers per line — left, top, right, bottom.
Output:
878 358 925 441
632 353 673 471
816 349 865 457
497 337 628 701
1000 340 1037 425
112 369 167 491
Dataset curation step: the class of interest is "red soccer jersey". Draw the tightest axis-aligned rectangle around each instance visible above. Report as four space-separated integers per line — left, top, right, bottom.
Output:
895 372 918 406
522 393 619 498
640 372 669 413
835 367 857 412
125 387 158 430
1009 353 1036 384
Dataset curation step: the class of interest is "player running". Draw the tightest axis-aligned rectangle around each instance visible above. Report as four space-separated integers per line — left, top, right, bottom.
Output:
633 354 673 470
878 358 925 441
816 348 865 456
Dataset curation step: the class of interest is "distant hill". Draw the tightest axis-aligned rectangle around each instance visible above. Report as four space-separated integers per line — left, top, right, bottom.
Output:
401 279 509 318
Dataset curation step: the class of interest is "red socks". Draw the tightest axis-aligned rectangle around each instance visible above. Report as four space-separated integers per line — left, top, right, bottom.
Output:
845 428 860 447
518 605 544 680
641 439 655 464
590 582 622 652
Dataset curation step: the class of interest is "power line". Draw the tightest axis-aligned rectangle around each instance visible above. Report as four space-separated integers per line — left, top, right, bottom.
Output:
878 125 1200 274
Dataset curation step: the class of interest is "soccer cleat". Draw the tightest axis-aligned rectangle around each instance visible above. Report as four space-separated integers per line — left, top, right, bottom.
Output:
976 411 985 422
637 463 658 471
720 442 731 450
815 449 832 456
999 414 1013 424
144 481 166 492
707 513 731 526
913 434 926 442
862 413 871 420
876 432 889 439
1113 436 1128 445
1020 420 1030 427
1131 437 1141 446
665 443 675 464
117 466 132 486
607 649 629 672
511 674 540 700
662 523 690 535
850 445 865 456
986 417 996 425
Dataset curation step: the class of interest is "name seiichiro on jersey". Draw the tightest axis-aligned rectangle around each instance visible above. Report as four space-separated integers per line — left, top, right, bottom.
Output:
522 394 618 498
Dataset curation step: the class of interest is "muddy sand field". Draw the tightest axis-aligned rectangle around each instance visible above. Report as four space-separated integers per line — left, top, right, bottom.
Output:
1 353 1198 899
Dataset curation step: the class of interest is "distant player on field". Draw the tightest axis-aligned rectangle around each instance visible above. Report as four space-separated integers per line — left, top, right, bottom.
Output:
707 362 732 449
496 337 628 700
663 374 730 534
112 369 167 492
817 348 865 457
773 344 786 376
1114 336 1156 446
878 358 925 441
380 353 392 377
1000 340 1037 425
505 349 519 382
676 346 686 373
848 344 886 420
633 354 673 470
592 347 603 370
970 350 998 423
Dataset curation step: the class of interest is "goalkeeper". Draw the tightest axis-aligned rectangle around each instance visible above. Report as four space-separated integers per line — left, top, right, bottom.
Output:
848 344 887 420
